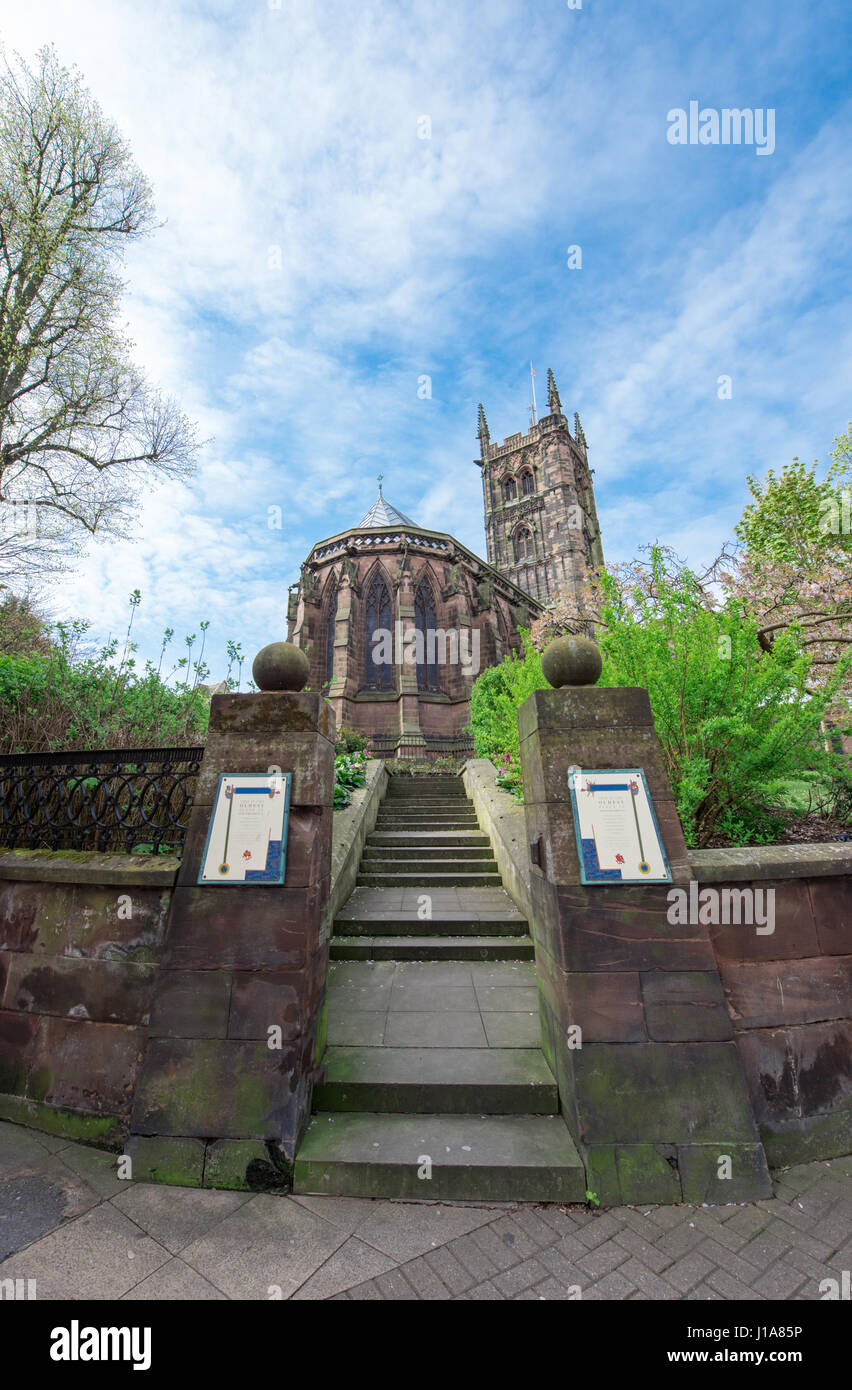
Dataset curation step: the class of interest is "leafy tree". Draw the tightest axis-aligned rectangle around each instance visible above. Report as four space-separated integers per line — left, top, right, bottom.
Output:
719 439 852 692
0 45 199 584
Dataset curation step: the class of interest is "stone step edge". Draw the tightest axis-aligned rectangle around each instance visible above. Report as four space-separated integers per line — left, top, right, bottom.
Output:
329 937 535 959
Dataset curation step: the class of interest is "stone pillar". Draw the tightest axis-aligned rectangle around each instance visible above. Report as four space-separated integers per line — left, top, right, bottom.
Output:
128 644 335 1192
519 638 771 1206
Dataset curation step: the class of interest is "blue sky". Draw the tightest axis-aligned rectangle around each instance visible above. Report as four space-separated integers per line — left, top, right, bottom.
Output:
4 0 852 681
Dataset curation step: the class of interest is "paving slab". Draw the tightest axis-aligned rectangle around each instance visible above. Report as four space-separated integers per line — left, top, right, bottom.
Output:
121 1257 228 1300
327 1009 387 1045
384 1011 489 1047
179 1192 347 1300
0 1203 171 1299
290 1236 396 1299
111 1182 252 1254
482 1012 542 1047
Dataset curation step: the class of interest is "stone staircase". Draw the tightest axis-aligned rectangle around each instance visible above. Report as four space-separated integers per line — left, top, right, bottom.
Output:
293 774 585 1202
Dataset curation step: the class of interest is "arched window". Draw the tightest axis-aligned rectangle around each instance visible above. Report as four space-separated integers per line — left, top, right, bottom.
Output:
415 578 439 692
325 582 338 687
503 476 517 501
515 526 533 561
520 470 534 496
364 574 392 689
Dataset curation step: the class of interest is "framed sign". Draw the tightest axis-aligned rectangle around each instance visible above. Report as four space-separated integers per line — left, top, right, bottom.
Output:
568 768 671 884
197 773 292 885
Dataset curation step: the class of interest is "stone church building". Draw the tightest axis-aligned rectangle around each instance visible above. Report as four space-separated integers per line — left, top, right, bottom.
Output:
287 370 603 758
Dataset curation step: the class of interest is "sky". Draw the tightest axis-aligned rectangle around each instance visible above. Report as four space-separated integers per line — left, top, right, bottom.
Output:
3 0 852 682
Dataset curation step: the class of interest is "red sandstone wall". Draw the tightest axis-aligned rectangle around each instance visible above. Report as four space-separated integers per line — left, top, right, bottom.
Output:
0 861 175 1145
705 875 852 1166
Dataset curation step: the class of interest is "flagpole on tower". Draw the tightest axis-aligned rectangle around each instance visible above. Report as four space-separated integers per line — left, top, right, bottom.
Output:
529 362 538 427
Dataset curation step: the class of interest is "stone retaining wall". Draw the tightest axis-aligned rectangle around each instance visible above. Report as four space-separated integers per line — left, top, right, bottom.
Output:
464 758 852 1169
0 751 389 1174
691 846 852 1168
0 850 178 1146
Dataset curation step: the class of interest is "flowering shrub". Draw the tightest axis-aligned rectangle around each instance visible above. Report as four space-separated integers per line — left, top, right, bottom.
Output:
495 752 524 801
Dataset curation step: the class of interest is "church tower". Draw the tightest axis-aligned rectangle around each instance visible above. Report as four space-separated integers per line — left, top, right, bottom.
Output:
476 369 604 603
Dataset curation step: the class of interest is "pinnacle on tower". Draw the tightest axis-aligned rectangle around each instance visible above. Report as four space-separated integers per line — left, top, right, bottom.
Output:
574 411 587 446
547 368 562 415
477 403 490 451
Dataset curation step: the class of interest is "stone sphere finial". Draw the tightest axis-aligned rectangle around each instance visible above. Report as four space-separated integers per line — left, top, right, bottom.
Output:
541 635 602 689
252 642 309 692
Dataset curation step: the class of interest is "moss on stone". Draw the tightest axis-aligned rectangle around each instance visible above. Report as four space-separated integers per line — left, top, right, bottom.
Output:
0 1093 125 1148
126 1135 206 1187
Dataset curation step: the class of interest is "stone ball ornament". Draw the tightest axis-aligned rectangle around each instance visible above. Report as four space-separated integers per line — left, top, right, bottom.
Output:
541 635 603 689
252 642 310 692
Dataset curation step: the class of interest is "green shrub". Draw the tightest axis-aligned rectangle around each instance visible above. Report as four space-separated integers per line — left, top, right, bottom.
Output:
468 635 546 764
333 747 369 808
469 552 852 847
335 726 370 756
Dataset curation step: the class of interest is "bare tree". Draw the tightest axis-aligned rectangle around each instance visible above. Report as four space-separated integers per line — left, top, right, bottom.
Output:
0 44 199 585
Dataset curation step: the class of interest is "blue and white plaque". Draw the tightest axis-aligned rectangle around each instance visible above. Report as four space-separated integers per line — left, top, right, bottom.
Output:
198 772 291 885
568 768 671 884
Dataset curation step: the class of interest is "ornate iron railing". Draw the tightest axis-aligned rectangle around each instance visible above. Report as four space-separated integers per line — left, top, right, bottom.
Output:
0 747 204 855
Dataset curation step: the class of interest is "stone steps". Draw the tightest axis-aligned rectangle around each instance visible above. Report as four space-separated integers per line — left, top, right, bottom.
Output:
357 870 504 887
332 914 529 937
362 844 495 860
374 816 480 827
367 831 491 847
314 1046 558 1113
293 1113 585 1202
374 813 479 823
331 935 536 960
298 776 584 1201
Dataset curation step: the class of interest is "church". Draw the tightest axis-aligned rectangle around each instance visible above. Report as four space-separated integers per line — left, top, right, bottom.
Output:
287 370 604 758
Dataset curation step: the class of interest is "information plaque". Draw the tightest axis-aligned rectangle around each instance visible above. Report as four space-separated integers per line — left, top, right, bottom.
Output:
568 768 671 884
197 772 291 885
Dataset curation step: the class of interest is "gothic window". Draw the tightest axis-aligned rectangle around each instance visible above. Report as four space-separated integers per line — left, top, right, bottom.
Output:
503 476 517 501
414 578 440 692
515 526 534 562
520 470 534 496
364 574 392 689
325 583 338 686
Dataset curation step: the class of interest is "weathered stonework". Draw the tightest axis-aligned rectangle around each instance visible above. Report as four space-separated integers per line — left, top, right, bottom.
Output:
288 515 539 760
516 684 772 1206
477 391 604 606
0 853 177 1146
128 690 335 1190
693 846 852 1168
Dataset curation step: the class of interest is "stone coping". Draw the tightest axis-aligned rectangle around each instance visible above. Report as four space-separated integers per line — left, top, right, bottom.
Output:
462 758 531 918
326 759 388 932
0 847 181 888
689 842 852 882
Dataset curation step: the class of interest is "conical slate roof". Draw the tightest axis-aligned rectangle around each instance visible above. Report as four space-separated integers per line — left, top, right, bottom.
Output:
357 491 416 528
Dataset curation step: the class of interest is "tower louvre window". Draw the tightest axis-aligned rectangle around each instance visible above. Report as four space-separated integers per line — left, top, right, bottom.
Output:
364 574 392 689
515 525 533 561
414 578 440 692
520 470 534 496
503 476 517 501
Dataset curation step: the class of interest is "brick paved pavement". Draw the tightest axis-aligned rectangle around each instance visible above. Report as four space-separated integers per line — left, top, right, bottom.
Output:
1 1121 849 1301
